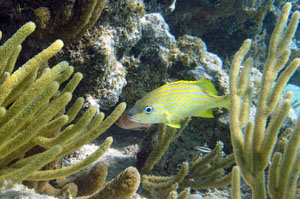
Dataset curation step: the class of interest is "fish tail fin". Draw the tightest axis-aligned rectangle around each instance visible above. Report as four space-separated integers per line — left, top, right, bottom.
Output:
222 94 231 111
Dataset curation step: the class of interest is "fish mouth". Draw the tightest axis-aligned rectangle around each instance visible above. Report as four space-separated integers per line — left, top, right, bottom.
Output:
128 115 155 124
127 115 147 123
116 111 151 131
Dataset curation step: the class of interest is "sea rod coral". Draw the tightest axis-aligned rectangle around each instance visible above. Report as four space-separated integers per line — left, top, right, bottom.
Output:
229 2 300 199
0 21 140 199
140 120 235 198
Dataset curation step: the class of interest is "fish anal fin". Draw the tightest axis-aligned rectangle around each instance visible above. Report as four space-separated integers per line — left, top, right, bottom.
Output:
165 122 181 128
193 109 214 118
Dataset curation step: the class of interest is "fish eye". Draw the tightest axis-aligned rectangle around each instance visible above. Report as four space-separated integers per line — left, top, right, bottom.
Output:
144 106 153 114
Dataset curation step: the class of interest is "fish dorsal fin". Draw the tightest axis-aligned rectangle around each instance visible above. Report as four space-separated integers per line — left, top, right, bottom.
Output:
192 108 214 118
192 79 218 96
168 79 217 96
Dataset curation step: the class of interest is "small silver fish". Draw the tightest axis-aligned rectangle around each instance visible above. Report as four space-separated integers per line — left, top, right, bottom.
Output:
195 146 212 153
128 79 230 128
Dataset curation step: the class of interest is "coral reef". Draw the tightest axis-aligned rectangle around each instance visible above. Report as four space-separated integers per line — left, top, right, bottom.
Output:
142 138 235 198
141 120 189 173
86 166 140 199
144 0 274 58
72 162 108 196
229 2 300 198
0 0 107 44
59 164 141 199
131 2 300 198
0 0 108 76
122 14 230 106
138 121 234 198
56 0 146 110
54 0 230 112
0 21 141 199
1 1 298 198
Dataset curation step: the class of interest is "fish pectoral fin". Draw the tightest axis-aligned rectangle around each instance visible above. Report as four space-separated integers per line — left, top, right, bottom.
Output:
163 111 184 128
193 109 214 118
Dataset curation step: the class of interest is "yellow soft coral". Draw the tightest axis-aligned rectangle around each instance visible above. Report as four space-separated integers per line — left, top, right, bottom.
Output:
0 22 140 199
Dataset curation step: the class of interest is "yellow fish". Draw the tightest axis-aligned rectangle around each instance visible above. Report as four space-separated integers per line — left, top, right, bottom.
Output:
127 79 230 128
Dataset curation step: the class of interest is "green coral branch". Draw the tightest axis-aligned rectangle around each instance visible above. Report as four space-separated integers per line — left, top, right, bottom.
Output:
65 97 85 124
55 0 108 43
142 139 234 198
26 137 113 181
185 171 232 189
181 141 234 189
231 166 241 199
178 188 190 199
56 102 126 159
145 162 188 189
0 145 62 187
84 166 140 199
61 72 83 94
0 60 70 129
268 116 300 198
142 125 176 172
0 22 35 72
190 141 223 173
0 21 137 199
0 39 63 106
38 115 69 135
32 106 98 148
0 91 72 159
0 44 21 84
142 118 190 173
229 2 300 198
0 81 59 147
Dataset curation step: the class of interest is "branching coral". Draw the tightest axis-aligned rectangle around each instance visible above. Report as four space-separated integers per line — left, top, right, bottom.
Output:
229 2 300 198
141 122 235 198
48 0 107 43
180 141 235 189
140 3 300 199
0 0 107 44
141 119 189 173
58 163 141 199
161 0 274 58
0 21 141 199
86 166 140 199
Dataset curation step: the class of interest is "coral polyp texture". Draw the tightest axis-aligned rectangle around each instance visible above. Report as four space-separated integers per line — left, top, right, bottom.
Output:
0 21 141 199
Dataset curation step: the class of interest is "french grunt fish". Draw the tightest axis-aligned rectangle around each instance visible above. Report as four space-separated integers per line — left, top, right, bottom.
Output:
127 79 230 128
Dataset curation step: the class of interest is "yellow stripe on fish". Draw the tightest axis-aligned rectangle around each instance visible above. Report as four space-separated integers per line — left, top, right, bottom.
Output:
128 79 230 128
